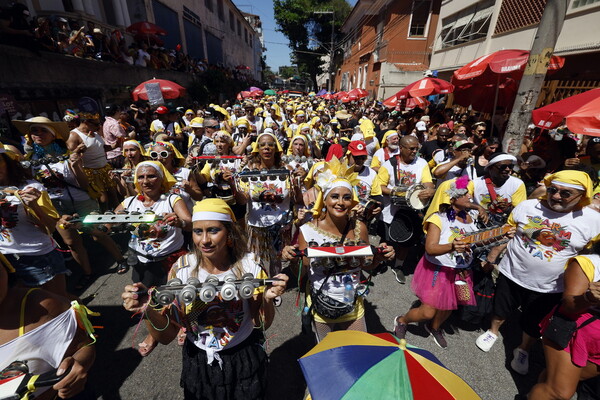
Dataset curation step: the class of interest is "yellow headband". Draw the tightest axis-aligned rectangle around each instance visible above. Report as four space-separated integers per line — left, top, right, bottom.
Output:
122 140 147 157
543 170 592 207
192 198 236 222
251 132 283 153
134 161 177 194
287 134 310 156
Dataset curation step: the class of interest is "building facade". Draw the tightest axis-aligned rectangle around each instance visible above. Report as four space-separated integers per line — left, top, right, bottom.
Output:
429 0 600 105
334 0 441 99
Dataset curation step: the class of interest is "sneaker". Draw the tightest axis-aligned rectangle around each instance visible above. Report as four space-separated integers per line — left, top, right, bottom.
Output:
425 324 448 349
510 348 529 375
273 296 282 307
392 268 406 284
393 316 408 340
475 330 498 352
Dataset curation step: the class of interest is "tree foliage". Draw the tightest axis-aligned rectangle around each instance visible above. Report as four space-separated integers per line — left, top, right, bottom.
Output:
273 0 352 85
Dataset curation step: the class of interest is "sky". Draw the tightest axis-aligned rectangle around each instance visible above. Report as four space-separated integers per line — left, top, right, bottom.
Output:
232 0 357 71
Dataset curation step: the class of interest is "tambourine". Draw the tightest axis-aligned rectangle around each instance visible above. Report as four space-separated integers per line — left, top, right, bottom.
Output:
292 242 380 269
139 275 284 305
391 184 430 210
20 154 69 168
236 168 290 183
191 155 244 165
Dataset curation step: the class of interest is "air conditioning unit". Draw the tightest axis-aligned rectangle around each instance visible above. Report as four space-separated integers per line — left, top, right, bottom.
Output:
369 80 374 86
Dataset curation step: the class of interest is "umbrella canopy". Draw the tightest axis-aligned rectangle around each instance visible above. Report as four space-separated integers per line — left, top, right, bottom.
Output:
452 49 565 84
348 88 369 98
395 78 454 100
333 91 347 100
322 93 334 100
532 88 600 135
383 95 428 110
126 21 167 36
248 86 263 93
133 33 164 46
299 331 480 400
316 89 328 96
341 93 359 103
453 78 519 114
132 78 185 101
263 89 277 96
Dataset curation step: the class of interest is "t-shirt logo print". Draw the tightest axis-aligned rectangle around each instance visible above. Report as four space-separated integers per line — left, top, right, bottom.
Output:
396 170 416 186
521 215 571 261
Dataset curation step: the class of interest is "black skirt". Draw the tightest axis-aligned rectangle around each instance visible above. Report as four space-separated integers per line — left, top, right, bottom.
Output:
180 329 268 400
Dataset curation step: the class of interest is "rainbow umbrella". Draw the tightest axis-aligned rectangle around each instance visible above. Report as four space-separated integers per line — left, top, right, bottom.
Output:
299 331 480 400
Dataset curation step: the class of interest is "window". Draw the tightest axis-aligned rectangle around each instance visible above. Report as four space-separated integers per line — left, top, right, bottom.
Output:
229 10 235 30
409 0 432 37
217 1 224 21
205 0 213 12
439 1 494 49
237 20 241 36
571 0 600 8
244 28 248 44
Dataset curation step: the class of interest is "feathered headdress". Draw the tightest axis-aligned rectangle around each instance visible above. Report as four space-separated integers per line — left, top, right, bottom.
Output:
446 175 470 199
311 156 360 217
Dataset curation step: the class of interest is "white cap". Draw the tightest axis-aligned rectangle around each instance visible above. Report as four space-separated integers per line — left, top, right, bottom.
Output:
416 121 427 131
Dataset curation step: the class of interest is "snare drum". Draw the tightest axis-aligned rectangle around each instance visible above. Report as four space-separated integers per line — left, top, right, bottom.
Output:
405 184 430 210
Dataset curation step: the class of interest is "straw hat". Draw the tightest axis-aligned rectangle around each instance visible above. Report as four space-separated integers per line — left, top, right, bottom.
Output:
12 116 70 142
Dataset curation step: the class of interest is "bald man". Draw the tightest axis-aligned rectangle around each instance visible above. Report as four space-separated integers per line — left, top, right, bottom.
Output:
371 135 435 283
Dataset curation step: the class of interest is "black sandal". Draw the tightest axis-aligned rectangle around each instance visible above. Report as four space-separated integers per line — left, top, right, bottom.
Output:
75 274 93 290
116 263 128 275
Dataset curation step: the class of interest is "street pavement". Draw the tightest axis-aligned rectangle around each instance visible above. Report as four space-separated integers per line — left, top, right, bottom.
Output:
70 235 544 400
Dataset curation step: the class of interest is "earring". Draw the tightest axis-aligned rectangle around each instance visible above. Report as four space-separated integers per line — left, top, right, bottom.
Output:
322 207 326 213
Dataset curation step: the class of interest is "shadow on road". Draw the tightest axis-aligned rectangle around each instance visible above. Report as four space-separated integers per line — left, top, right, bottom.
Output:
266 333 315 400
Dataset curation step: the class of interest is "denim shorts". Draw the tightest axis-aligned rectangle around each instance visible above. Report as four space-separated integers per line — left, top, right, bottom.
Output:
6 249 68 287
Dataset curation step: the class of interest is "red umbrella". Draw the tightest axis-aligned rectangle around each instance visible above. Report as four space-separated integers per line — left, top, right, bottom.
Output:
532 88 600 135
453 78 519 113
132 78 185 101
348 88 369 98
134 33 164 46
126 21 167 36
342 93 359 103
382 95 428 109
322 93 334 100
453 49 565 84
333 91 347 99
395 77 454 100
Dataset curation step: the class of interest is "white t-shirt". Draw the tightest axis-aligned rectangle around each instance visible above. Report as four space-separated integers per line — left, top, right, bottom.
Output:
240 174 291 227
135 49 150 67
500 199 600 293
169 167 194 212
424 211 479 268
472 175 526 211
355 166 377 204
33 162 90 203
373 156 433 224
170 253 266 365
371 147 399 170
122 194 184 263
0 181 56 255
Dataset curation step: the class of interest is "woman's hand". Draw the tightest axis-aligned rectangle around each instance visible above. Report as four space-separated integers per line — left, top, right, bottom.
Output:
122 283 149 313
18 186 42 207
53 357 88 399
376 242 395 261
281 244 301 261
163 212 185 229
452 239 468 253
587 282 600 303
264 273 288 300
58 214 79 230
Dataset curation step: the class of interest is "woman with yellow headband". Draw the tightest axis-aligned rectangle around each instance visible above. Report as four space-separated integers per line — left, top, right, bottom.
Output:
122 199 288 398
0 258 96 400
110 161 191 355
238 132 304 276
113 140 148 198
282 158 394 342
0 149 69 298
150 141 203 212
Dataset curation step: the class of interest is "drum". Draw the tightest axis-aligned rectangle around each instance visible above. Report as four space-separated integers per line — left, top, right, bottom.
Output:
390 186 409 207
387 208 424 244
406 184 430 210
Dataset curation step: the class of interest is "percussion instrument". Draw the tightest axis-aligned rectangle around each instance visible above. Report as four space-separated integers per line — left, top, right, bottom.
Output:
143 275 284 305
191 155 244 165
390 184 430 210
1 361 70 400
292 243 381 269
58 210 162 233
236 169 290 182
20 155 69 168
0 187 18 200
460 224 513 249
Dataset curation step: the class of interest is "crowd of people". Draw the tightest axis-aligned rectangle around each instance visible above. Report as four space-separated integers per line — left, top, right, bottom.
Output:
1 91 600 400
0 3 256 82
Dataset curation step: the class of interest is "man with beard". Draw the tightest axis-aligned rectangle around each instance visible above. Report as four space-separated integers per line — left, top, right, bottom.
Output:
475 170 600 377
373 135 435 283
471 153 526 225
420 125 452 161
370 130 400 172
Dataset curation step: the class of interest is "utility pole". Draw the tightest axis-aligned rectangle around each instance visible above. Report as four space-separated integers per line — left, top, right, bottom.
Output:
502 0 568 156
314 10 334 92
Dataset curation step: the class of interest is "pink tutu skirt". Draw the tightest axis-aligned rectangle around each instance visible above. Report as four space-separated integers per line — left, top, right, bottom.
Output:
411 256 476 310
540 307 600 368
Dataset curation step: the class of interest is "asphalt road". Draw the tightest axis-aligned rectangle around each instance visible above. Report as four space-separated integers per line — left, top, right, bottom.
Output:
69 235 545 400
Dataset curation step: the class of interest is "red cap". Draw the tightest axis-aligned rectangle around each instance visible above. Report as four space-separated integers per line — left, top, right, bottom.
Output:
348 140 368 156
156 106 168 115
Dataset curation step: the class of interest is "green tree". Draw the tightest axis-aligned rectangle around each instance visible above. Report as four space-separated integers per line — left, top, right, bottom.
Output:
278 66 297 79
274 0 351 87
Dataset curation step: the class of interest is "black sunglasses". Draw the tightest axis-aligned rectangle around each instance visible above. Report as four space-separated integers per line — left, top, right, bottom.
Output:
494 163 514 170
206 125 220 129
547 186 581 199
149 150 170 159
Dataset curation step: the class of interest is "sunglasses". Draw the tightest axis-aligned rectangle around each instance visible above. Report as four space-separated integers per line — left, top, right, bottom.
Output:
547 186 581 199
149 150 171 159
476 129 486 133
206 125 220 129
30 127 52 135
494 163 514 170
